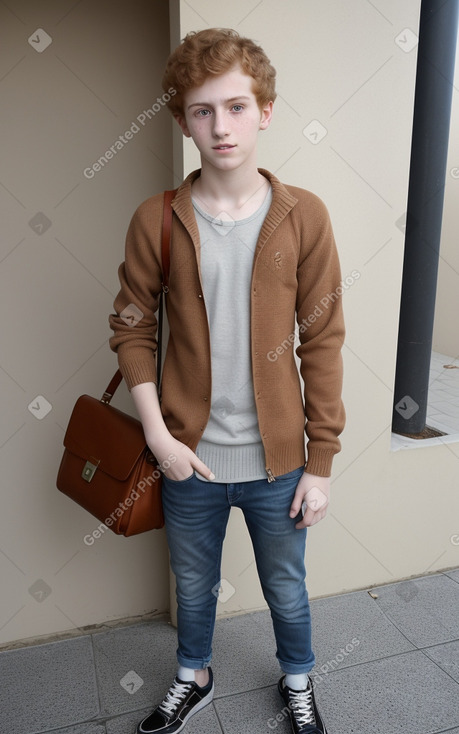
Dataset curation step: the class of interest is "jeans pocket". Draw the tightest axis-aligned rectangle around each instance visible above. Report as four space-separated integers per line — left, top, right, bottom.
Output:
163 472 195 485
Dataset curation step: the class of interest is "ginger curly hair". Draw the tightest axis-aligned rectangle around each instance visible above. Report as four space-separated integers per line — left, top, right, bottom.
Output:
162 28 277 117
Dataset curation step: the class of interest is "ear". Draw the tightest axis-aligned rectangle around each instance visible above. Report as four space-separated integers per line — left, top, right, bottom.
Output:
259 100 273 131
173 113 192 138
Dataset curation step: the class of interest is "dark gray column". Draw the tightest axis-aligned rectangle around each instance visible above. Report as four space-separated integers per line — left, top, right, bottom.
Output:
392 0 458 435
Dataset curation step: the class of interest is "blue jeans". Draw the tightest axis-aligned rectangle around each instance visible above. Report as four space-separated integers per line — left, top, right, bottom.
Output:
161 466 315 675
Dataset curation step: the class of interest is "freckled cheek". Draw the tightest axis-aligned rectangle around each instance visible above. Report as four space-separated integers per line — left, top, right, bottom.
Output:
234 117 261 136
190 120 207 132
188 122 210 141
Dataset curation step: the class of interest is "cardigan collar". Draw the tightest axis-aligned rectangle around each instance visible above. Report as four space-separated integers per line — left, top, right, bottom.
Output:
171 168 298 258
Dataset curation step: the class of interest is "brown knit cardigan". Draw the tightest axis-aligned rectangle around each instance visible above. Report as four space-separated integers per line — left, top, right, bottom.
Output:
109 169 345 478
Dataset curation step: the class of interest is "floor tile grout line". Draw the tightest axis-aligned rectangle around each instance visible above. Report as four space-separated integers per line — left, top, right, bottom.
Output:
89 631 149 722
368 596 457 652
429 724 459 734
210 641 458 697
210 700 226 733
416 646 459 691
363 590 421 650
415 636 459 652
208 644 459 700
42 718 104 734
441 570 459 586
212 681 279 702
89 632 105 725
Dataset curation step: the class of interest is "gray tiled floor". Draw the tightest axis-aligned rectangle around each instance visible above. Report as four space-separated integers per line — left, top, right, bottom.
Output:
392 351 459 451
1 569 459 734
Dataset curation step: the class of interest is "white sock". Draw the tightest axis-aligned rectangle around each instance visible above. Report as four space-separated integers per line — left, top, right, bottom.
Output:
177 665 195 682
284 672 309 691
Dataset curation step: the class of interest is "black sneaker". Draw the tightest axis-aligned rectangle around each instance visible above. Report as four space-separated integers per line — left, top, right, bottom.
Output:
278 675 327 734
137 668 214 733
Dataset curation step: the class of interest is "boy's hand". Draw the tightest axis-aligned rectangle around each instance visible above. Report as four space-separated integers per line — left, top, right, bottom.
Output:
147 432 215 482
290 472 330 528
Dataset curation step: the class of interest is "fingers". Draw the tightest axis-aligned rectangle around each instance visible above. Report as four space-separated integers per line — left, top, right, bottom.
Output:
176 443 214 480
295 506 328 529
191 456 215 481
289 491 303 519
162 443 215 481
290 478 330 529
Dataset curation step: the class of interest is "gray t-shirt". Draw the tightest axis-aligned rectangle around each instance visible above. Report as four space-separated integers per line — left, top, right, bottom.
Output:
193 186 273 482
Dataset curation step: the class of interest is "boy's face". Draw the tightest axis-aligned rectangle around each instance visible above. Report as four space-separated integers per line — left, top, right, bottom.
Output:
175 65 272 172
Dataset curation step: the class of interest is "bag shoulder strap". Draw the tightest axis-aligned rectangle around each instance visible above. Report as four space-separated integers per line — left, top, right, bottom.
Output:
102 188 177 404
161 189 175 292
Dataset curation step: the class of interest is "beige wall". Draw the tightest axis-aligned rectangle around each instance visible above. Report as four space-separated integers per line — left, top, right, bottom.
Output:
2 0 459 647
433 41 459 356
176 0 459 617
0 0 173 646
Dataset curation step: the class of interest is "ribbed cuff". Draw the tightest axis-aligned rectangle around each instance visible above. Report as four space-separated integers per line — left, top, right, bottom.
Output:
304 447 335 477
118 357 157 391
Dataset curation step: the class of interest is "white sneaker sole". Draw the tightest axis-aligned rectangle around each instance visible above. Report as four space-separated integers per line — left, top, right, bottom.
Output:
137 685 215 734
175 684 214 732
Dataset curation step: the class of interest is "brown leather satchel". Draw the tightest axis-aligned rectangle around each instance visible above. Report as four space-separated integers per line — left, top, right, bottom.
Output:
56 189 176 536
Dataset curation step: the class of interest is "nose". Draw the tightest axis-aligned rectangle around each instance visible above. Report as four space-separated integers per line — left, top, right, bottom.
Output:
212 108 230 139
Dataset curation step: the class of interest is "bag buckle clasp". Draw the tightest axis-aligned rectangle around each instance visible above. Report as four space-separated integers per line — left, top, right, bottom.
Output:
82 459 99 483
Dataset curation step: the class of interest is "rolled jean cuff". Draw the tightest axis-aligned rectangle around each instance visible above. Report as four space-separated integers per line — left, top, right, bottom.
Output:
177 653 212 670
279 654 316 675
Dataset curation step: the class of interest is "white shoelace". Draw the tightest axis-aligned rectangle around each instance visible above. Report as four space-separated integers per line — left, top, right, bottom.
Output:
288 685 316 728
158 679 193 717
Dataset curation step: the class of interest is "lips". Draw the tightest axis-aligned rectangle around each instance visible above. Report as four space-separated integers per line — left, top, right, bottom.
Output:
212 144 235 150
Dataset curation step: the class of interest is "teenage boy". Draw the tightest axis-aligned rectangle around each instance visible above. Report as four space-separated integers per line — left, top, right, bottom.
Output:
109 28 345 734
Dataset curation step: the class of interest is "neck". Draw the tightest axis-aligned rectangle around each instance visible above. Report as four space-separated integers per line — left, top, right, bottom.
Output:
195 157 266 209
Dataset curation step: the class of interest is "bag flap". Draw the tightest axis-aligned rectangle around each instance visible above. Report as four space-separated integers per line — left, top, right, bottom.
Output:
63 395 147 481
